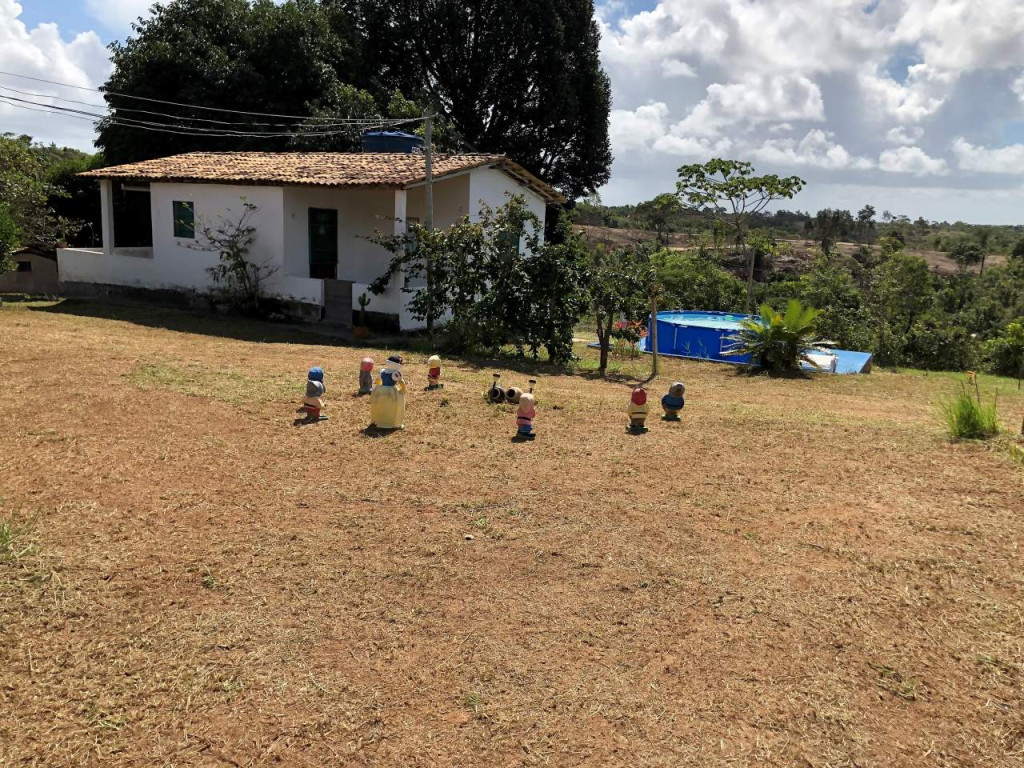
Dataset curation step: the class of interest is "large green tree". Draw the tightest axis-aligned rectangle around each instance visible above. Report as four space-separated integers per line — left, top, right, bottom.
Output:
97 0 396 164
676 159 805 310
349 0 612 199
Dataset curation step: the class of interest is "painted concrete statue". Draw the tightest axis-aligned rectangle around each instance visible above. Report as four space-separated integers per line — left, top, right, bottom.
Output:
301 366 327 421
370 355 406 429
628 387 649 433
358 357 374 396
662 382 686 421
516 392 536 440
427 355 442 389
487 373 505 404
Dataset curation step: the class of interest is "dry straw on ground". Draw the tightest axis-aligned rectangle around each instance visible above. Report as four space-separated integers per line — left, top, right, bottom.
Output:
1 300 1022 767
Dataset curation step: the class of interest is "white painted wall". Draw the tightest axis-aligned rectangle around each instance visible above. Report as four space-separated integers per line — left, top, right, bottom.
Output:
59 182 322 306
467 167 548 233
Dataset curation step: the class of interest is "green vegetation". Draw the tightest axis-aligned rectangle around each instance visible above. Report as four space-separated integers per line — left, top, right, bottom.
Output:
97 0 611 199
724 299 824 373
371 197 590 364
0 517 37 564
939 384 1000 440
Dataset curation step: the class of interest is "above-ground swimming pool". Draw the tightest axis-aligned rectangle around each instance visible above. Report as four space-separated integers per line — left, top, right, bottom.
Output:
639 310 873 374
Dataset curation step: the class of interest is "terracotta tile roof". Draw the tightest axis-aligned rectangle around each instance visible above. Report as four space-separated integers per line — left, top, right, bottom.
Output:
80 151 564 203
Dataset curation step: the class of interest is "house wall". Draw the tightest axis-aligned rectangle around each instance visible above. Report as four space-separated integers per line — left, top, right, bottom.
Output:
59 183 322 307
467 167 548 233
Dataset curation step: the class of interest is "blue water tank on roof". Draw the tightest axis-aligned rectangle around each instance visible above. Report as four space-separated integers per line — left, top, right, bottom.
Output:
361 130 424 153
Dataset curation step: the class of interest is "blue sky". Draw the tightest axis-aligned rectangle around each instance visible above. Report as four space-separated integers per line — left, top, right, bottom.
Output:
6 0 1024 223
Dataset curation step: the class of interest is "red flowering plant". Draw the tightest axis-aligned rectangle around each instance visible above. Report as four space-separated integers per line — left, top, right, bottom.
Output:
610 320 648 357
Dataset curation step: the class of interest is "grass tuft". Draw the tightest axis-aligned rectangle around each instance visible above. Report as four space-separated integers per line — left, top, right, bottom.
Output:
939 384 999 440
0 517 38 564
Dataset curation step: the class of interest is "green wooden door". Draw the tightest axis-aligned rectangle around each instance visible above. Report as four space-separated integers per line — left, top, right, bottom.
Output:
308 208 338 279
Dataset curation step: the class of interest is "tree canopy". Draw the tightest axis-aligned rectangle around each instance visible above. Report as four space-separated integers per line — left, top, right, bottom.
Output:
96 0 612 199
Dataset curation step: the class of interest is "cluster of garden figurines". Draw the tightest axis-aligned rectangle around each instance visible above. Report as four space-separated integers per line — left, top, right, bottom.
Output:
627 381 686 434
298 358 685 439
485 374 538 440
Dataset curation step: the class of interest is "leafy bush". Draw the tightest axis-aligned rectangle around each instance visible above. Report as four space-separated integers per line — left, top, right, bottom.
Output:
654 245 745 312
982 320 1024 382
724 299 824 372
905 314 979 372
939 385 999 440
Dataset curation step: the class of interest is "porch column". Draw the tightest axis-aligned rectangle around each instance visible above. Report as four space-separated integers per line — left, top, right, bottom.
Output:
100 179 115 256
394 188 408 291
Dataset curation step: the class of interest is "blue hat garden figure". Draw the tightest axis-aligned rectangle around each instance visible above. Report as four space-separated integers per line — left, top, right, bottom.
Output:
662 382 686 421
301 366 327 421
358 357 374 396
427 355 443 390
628 387 650 434
370 354 406 429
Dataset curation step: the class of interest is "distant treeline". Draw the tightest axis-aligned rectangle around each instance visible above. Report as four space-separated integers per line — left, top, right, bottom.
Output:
573 196 1024 257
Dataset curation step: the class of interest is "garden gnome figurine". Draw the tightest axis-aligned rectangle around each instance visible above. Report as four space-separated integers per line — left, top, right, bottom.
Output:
516 392 537 440
662 382 686 421
628 387 649 433
358 357 374 395
370 354 406 429
487 373 505 403
301 366 327 421
505 386 523 405
427 355 442 389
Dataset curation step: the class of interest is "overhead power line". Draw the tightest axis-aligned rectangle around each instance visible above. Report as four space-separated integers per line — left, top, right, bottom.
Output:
0 69 423 124
0 82 410 129
0 96 415 139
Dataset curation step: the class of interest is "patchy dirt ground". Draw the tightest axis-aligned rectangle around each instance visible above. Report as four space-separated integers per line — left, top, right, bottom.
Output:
2 300 1023 767
578 225 1007 276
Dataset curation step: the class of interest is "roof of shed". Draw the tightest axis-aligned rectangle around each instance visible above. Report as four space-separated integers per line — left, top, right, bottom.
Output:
80 151 564 203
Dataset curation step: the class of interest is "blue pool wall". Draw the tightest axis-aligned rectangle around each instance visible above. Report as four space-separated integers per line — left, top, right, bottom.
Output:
643 310 873 374
649 312 752 365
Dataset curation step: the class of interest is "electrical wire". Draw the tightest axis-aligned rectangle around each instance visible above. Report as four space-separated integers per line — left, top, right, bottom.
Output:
0 69 425 124
0 82 415 129
0 96 409 139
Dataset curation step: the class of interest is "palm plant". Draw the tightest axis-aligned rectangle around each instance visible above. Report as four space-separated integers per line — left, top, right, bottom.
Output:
724 299 824 372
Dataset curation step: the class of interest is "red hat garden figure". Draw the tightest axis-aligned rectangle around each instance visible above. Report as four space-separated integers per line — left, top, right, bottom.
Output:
427 355 442 390
301 366 327 421
662 382 686 421
628 386 649 434
358 357 374 396
370 355 406 430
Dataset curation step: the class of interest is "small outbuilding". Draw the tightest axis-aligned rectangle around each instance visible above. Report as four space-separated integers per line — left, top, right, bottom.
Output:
0 248 60 295
58 151 562 329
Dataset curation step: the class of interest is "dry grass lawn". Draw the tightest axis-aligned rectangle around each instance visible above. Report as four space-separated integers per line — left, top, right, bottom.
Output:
2 299 1023 767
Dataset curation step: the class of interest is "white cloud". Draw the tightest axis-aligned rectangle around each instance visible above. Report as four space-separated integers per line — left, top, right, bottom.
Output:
661 59 696 79
858 63 956 124
952 138 1024 175
750 130 873 171
0 0 110 149
675 74 825 136
652 134 733 158
878 146 947 176
85 0 154 31
886 126 924 145
609 102 671 152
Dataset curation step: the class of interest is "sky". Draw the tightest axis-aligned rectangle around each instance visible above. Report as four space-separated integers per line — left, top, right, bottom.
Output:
5 0 1024 223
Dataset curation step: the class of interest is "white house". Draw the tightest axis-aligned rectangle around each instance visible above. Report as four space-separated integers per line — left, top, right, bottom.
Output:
58 151 562 329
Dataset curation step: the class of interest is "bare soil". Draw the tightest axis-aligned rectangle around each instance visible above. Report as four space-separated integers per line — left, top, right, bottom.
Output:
2 300 1023 767
578 225 1008 276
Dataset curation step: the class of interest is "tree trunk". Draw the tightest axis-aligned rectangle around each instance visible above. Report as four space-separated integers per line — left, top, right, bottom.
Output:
744 237 755 313
597 312 609 373
650 295 659 377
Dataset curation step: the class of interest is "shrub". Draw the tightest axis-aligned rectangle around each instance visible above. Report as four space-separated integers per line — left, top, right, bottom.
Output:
724 299 824 372
982 320 1024 384
939 384 999 440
